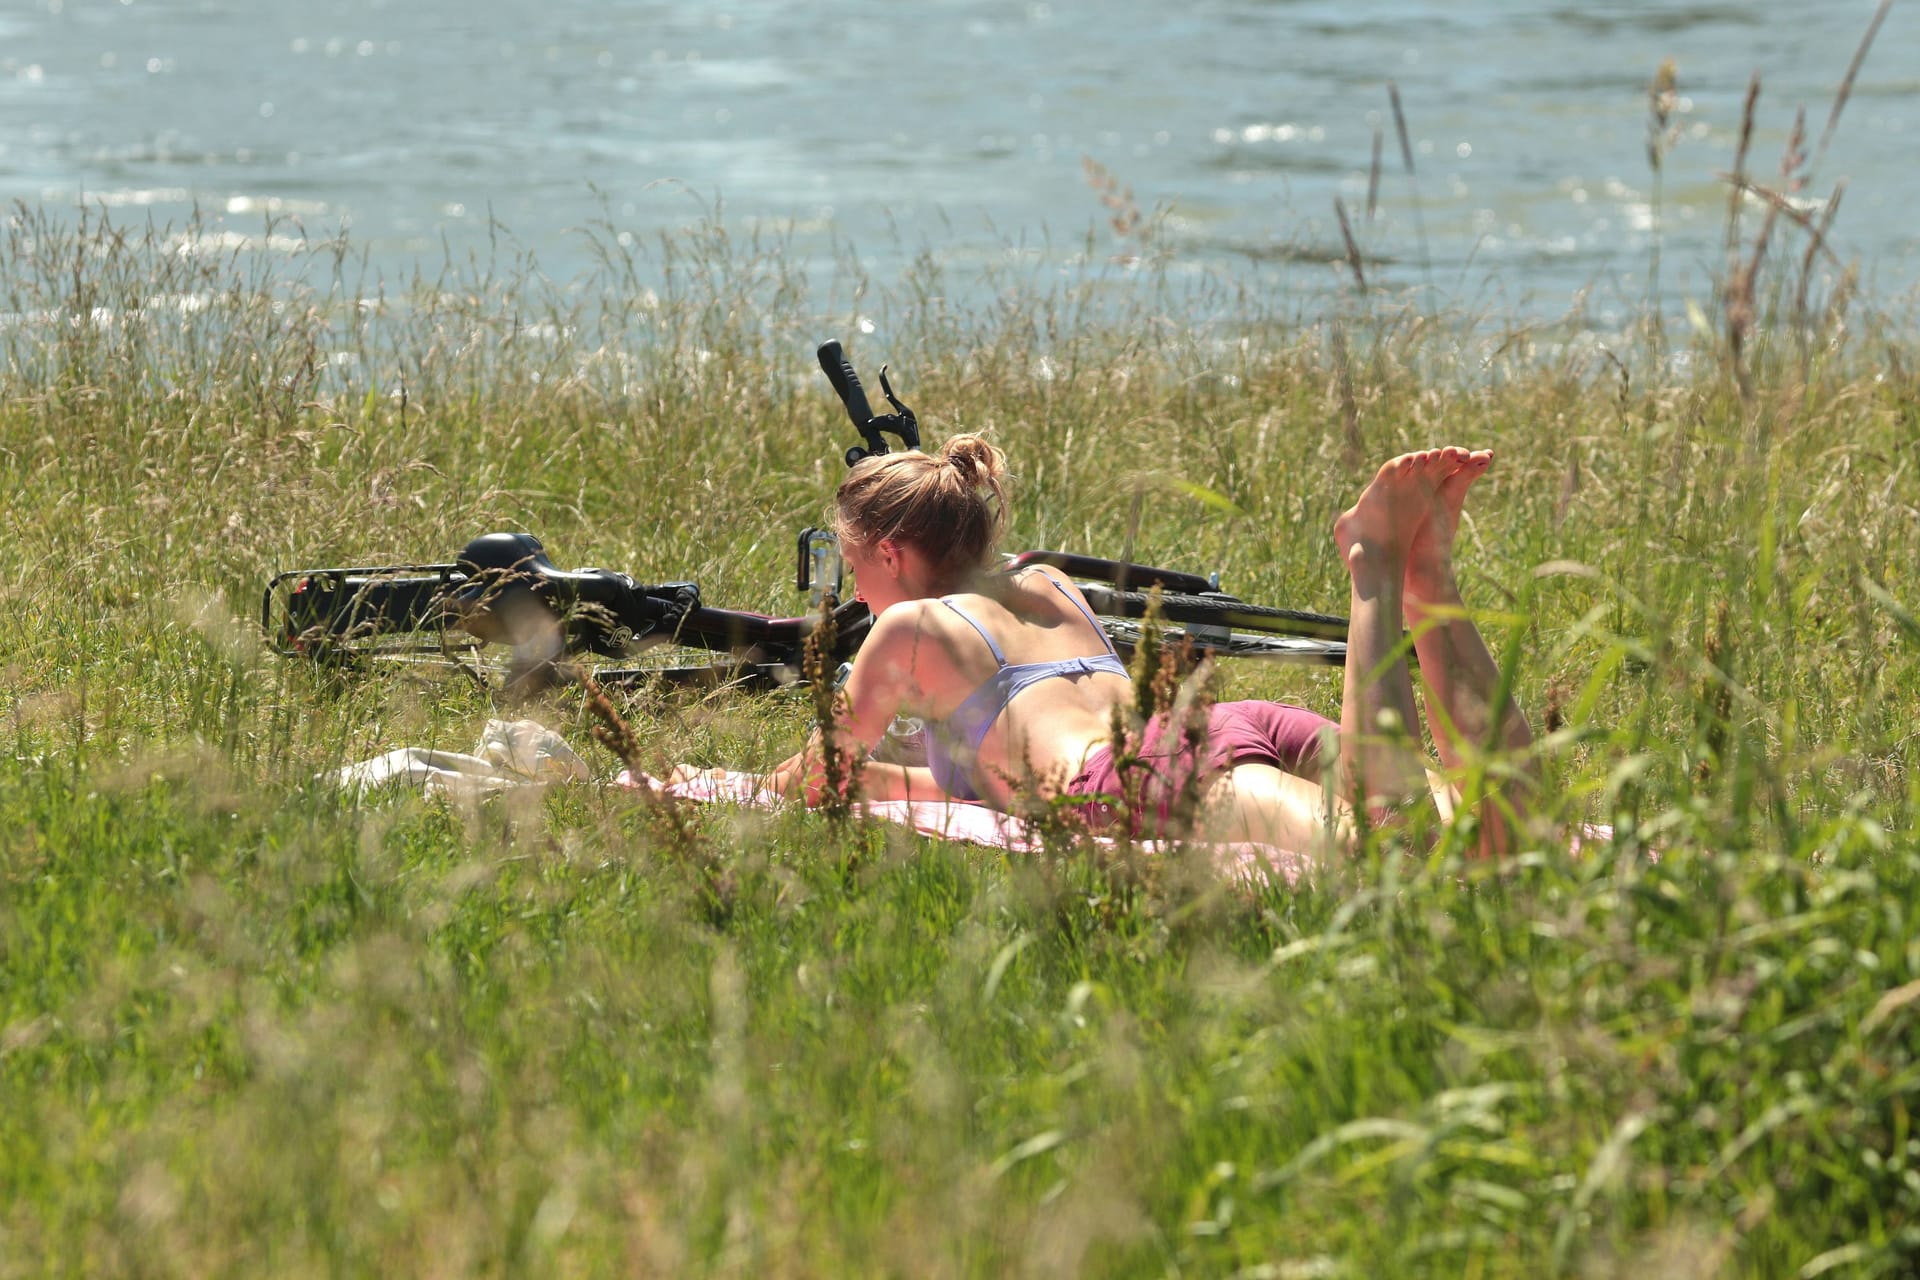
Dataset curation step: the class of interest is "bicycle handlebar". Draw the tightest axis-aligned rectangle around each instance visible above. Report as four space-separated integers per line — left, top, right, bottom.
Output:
817 340 876 439
817 339 918 463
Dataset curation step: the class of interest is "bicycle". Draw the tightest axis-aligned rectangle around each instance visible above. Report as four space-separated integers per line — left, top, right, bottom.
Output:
262 342 1353 693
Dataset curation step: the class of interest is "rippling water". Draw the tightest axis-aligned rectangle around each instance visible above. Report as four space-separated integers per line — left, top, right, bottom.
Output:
2 0 1914 322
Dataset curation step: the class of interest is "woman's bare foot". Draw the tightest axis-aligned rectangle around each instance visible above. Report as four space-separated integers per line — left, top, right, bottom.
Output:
1404 448 1492 602
1332 450 1460 818
1333 449 1460 586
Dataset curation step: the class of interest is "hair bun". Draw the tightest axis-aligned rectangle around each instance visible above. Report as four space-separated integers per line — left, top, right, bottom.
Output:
940 433 1005 483
834 432 1010 581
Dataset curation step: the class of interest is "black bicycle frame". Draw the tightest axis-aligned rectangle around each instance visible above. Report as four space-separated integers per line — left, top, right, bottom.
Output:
263 339 1353 687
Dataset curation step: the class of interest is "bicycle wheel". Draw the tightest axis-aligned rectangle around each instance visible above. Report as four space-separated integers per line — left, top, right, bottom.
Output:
1096 617 1347 668
1077 586 1348 638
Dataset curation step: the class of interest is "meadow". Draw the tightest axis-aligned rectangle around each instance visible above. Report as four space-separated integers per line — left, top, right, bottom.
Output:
2 190 1919 1277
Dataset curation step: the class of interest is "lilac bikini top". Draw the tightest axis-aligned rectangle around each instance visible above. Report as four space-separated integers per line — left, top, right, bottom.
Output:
925 576 1130 802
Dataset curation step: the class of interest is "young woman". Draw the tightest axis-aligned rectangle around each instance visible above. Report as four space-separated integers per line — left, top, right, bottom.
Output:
673 437 1535 853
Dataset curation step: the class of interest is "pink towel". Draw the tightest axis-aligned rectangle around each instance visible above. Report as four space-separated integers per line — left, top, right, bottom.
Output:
615 768 1318 888
614 770 1618 887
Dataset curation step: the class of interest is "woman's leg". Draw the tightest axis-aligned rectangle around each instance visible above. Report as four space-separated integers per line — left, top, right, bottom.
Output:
1204 448 1530 856
1330 451 1455 823
1401 448 1536 854
1204 763 1348 852
1402 449 1532 759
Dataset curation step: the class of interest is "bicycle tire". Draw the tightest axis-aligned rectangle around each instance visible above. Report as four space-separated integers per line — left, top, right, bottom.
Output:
592 660 798 691
1097 618 1347 668
1077 586 1349 640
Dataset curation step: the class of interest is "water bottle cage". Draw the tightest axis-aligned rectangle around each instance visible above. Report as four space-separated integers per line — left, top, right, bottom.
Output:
795 527 845 600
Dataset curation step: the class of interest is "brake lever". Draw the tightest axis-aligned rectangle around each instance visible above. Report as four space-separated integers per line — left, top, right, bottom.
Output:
876 366 919 450
824 338 921 466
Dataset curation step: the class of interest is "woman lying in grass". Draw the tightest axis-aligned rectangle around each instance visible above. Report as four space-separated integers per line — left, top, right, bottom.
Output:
674 438 1535 853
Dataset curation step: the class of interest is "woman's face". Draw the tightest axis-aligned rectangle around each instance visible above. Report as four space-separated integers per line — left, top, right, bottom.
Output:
844 529 940 610
841 535 914 614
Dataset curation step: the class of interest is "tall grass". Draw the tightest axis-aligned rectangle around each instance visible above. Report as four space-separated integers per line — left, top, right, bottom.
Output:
2 189 1919 1276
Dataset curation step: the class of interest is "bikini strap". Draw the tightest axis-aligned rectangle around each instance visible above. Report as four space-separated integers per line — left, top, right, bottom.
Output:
938 596 1008 665
1042 575 1120 657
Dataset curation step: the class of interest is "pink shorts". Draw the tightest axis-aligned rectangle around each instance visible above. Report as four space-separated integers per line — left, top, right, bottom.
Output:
1064 700 1335 832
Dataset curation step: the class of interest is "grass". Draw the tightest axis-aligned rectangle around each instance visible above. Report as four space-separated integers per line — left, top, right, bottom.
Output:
2 190 1920 1277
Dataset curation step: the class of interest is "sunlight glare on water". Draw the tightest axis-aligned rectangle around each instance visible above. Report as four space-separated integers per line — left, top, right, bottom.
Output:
0 0 1914 319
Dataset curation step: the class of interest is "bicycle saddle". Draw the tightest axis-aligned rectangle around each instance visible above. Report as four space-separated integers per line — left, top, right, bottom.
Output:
451 533 600 647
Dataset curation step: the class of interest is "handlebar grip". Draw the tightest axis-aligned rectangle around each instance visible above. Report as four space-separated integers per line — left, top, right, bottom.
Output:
817 340 876 428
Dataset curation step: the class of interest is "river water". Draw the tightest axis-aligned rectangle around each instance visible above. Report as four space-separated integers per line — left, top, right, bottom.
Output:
2 0 1914 324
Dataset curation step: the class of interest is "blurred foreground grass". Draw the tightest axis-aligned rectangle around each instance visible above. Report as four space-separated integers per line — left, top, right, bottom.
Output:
2 207 1919 1276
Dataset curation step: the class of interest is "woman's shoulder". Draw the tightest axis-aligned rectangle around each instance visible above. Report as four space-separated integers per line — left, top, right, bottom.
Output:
861 580 1043 661
862 596 971 656
1002 563 1092 614
946 562 1076 606
1011 562 1078 593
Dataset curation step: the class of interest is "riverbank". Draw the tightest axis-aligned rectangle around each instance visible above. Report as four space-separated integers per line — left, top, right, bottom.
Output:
2 217 1917 1275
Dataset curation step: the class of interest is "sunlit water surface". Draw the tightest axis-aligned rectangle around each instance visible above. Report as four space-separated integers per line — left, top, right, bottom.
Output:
3 0 1915 324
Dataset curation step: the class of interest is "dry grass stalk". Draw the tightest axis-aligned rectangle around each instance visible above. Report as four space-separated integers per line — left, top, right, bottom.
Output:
1366 127 1383 223
1106 697 1147 832
1717 174 1847 274
1333 197 1367 293
1721 55 1872 399
1388 81 1416 177
1646 60 1679 174
1779 106 1809 193
1724 203 1778 404
1599 346 1631 427
1723 72 1762 274
1794 180 1848 332
802 597 858 822
1386 81 1434 304
1330 323 1363 464
1696 601 1735 785
1096 597 1216 855
578 670 730 915
1160 651 1219 842
1541 677 1568 735
1081 156 1153 260
1791 0 1889 329
1553 453 1581 529
580 668 644 778
1721 83 1815 403
1645 59 1680 331
1091 588 1170 846
1810 0 1893 179
579 665 706 829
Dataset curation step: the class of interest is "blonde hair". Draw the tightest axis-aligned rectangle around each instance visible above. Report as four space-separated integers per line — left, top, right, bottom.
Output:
834 434 1009 582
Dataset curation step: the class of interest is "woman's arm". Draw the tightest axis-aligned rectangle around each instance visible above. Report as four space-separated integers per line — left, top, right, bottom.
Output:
853 762 946 803
752 747 945 805
770 608 947 804
667 729 916 806
671 603 950 806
